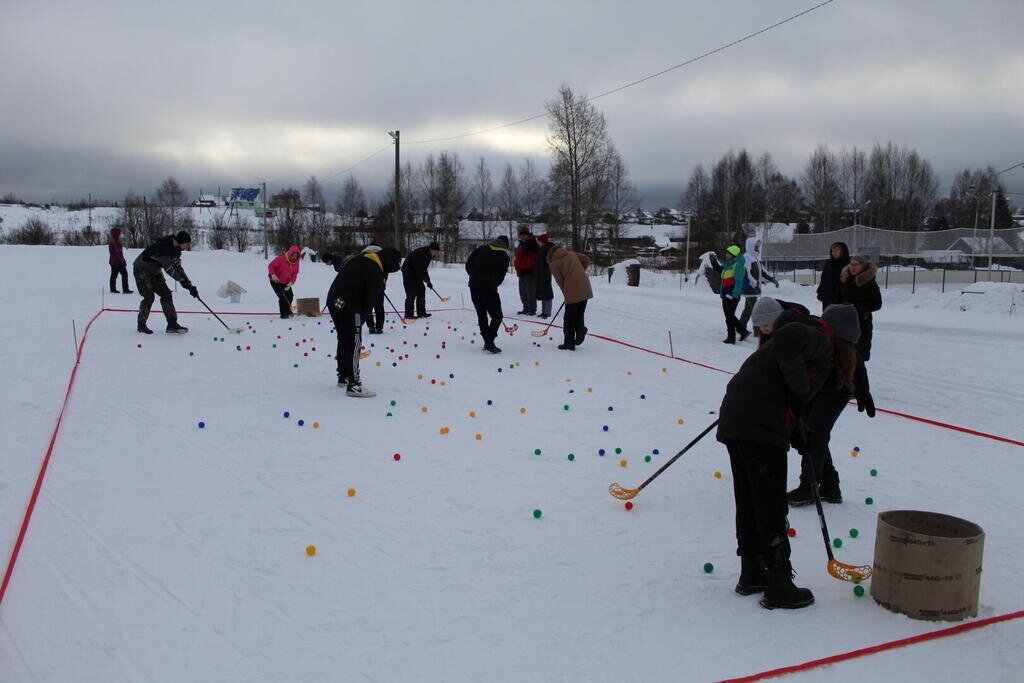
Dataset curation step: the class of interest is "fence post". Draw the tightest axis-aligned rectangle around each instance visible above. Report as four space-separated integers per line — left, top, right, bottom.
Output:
885 264 889 289
912 265 916 293
942 268 946 293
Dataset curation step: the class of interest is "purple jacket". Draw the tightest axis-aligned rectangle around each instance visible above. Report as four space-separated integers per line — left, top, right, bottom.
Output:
108 228 126 266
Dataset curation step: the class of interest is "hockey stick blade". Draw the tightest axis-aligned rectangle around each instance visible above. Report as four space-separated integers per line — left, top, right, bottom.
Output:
530 328 550 338
504 323 518 334
359 349 371 359
828 559 872 583
608 482 640 500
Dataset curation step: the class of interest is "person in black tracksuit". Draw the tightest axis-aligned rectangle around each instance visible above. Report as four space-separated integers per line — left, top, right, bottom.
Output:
401 242 439 318
786 304 876 507
816 241 850 313
327 247 400 396
133 231 198 334
716 308 833 610
466 236 511 353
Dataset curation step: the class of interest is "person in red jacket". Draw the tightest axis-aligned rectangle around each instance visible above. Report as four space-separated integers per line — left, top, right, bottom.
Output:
107 227 132 293
268 246 301 318
514 228 539 315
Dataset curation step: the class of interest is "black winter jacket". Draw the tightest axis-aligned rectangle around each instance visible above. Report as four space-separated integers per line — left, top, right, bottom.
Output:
839 262 882 361
535 242 554 300
717 310 834 449
816 242 850 307
133 235 193 287
328 253 387 321
401 246 434 285
466 243 510 290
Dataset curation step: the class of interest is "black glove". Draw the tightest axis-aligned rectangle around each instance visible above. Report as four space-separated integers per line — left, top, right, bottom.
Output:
426 281 433 288
856 391 876 418
188 285 198 298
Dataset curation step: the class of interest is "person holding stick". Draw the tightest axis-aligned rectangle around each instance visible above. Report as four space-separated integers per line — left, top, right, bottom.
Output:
268 245 301 319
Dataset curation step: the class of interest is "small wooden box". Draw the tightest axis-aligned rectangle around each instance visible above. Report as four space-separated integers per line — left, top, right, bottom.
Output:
296 297 321 317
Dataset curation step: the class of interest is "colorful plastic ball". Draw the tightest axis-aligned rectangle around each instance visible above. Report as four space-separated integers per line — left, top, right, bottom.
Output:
305 545 317 556
854 446 861 452
602 425 609 431
393 453 401 461
533 509 542 519
833 538 843 548
390 400 397 406
283 411 290 418
599 449 606 456
297 419 305 426
567 454 575 461
608 406 614 411
486 399 493 405
563 404 570 411
519 407 527 414
850 528 859 538
198 421 205 429
534 448 542 455
619 459 627 468
312 422 320 429
865 497 874 505
347 488 356 497
787 528 797 538
137 343 143 348
653 449 660 455
625 501 634 511
853 584 865 597
713 471 722 479
640 394 646 400
644 455 652 463
614 447 622 454
870 469 878 476
703 562 714 573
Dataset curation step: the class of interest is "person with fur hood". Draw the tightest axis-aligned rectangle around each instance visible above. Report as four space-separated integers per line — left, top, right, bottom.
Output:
816 242 850 312
738 236 778 334
839 253 882 361
107 227 132 294
268 245 302 319
716 306 834 610
547 242 592 351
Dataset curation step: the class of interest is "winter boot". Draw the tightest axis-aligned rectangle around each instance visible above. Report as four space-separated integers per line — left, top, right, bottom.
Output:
786 483 814 507
738 328 751 342
760 564 814 610
575 326 588 345
418 312 432 318
735 555 768 596
722 337 736 345
166 323 189 334
483 342 502 354
124 289 134 294
346 383 377 398
111 288 119 294
558 343 576 351
137 323 154 334
819 484 843 505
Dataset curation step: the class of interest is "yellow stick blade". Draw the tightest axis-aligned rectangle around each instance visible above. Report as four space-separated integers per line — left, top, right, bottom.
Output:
608 482 639 500
828 559 872 583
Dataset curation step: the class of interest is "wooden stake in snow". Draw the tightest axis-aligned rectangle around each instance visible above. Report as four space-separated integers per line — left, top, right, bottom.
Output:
668 330 674 358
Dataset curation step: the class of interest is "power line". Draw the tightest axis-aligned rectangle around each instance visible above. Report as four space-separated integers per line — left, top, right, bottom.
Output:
322 146 390 181
996 160 1024 175
404 0 838 146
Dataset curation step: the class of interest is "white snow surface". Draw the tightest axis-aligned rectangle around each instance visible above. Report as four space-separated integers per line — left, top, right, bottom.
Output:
1 245 1023 682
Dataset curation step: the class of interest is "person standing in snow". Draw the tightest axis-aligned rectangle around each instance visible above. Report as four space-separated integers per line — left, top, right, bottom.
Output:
514 228 539 315
786 304 876 507
716 306 834 609
466 236 511 354
816 242 850 312
133 231 197 335
327 245 401 396
362 243 390 334
839 253 882 362
737 236 779 334
268 245 301 319
547 242 592 351
534 233 554 318
709 245 748 344
749 297 809 346
107 227 132 294
401 241 439 319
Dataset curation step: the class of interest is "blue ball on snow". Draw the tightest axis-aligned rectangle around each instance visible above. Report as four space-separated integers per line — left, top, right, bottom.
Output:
283 411 290 418
198 421 205 429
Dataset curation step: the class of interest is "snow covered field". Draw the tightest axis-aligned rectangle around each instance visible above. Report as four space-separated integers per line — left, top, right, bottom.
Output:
1 244 1022 682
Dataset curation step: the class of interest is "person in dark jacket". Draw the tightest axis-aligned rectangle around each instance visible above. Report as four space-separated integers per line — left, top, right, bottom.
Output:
401 242 439 318
839 253 882 361
327 246 401 396
716 308 833 610
466 236 511 353
320 251 346 273
356 244 390 334
816 242 850 312
534 233 554 318
133 231 198 334
108 227 132 293
749 297 809 344
514 228 539 315
787 304 875 507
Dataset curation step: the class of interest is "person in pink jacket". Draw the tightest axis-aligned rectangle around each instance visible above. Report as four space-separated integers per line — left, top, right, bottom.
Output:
268 245 301 318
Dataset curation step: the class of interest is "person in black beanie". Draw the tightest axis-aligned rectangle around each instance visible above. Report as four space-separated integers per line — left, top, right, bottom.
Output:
716 306 833 609
401 241 439 318
466 236 511 353
327 246 401 396
816 242 850 313
133 231 198 334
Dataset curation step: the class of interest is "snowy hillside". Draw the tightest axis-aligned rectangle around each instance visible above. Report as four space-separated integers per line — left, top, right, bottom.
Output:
1 245 1022 682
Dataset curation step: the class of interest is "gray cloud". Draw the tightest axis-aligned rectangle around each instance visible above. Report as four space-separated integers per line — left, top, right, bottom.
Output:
2 0 1022 203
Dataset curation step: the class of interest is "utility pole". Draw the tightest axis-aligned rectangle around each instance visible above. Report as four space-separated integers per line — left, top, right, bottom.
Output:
987 189 997 276
262 182 268 260
388 130 401 250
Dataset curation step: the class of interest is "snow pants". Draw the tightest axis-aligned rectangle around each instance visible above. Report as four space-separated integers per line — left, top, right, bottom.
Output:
469 285 503 344
134 267 178 328
725 439 791 565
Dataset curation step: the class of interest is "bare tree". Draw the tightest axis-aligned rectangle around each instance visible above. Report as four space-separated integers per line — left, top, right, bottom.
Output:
839 147 867 224
546 84 614 250
518 158 545 220
435 151 467 256
863 142 938 230
336 176 366 226
498 163 521 239
303 176 325 209
153 177 192 242
605 150 636 250
472 157 495 240
419 154 440 230
802 145 843 232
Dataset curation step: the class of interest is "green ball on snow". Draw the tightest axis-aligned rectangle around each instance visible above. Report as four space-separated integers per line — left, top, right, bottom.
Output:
703 562 714 573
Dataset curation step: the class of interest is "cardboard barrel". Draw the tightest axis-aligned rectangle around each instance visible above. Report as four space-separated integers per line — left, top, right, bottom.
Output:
871 510 984 621
296 297 321 317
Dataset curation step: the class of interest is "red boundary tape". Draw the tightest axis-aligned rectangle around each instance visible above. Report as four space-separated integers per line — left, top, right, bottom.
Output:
0 308 104 608
718 609 1024 682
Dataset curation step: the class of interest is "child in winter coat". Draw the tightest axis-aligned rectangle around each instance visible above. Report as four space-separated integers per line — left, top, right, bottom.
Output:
268 246 302 318
710 245 748 343
547 243 592 350
716 308 833 609
839 253 882 361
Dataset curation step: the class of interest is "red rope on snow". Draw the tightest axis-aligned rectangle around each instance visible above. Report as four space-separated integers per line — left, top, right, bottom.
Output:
718 609 1024 682
0 309 105 609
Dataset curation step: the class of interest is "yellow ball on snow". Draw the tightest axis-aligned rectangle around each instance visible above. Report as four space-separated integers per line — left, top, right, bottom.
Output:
347 488 356 497
619 459 628 468
306 545 317 556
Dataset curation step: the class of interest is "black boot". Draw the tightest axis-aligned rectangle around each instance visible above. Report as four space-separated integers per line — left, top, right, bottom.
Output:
722 337 736 344
819 484 843 505
735 555 768 596
166 322 189 334
575 326 588 345
137 323 154 334
760 563 814 610
738 328 750 342
483 341 502 354
786 483 814 507
558 343 576 351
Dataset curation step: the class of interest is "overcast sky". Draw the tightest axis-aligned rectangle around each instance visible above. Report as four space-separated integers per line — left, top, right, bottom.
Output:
2 0 1022 207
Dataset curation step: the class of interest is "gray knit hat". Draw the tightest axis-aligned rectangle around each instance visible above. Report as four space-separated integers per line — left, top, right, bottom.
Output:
821 304 861 343
751 297 784 327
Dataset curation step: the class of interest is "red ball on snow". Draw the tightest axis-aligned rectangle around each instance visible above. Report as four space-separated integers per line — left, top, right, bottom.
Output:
624 501 634 511
393 453 401 461
787 528 797 538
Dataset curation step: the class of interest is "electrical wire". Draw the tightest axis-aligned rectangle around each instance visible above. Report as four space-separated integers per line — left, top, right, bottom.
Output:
996 160 1024 175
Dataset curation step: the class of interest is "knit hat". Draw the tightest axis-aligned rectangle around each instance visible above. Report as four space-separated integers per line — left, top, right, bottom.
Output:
175 231 192 244
821 304 861 343
851 252 870 266
428 241 441 251
494 235 509 247
537 233 549 244
726 244 741 257
361 244 383 253
751 297 784 328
